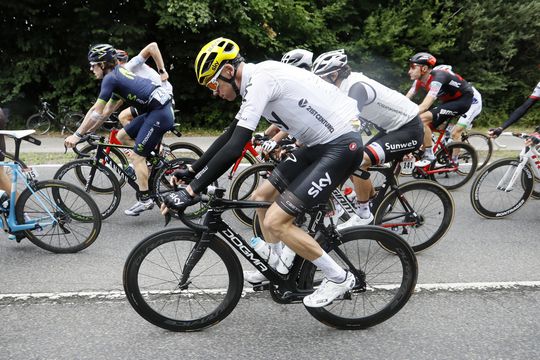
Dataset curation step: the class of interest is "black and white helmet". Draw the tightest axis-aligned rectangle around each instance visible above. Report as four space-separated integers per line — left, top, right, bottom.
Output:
311 49 348 76
281 49 313 70
88 43 116 63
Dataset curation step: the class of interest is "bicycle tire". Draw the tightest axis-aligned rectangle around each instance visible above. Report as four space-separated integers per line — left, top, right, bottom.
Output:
470 158 534 219
54 159 121 219
15 180 101 253
462 132 493 170
298 226 417 329
26 113 50 135
531 174 540 200
429 142 478 190
373 180 455 252
77 144 129 187
123 228 243 332
167 142 204 162
62 112 84 133
229 163 275 226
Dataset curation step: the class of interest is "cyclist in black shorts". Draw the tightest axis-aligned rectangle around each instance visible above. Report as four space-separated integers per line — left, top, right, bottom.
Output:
162 37 364 308
64 44 174 216
406 52 474 166
311 49 423 229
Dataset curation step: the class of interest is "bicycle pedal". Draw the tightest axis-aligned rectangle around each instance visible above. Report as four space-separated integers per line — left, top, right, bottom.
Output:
252 282 270 291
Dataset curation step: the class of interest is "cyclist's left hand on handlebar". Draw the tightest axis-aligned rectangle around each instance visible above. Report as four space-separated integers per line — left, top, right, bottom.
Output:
164 188 200 211
525 133 540 146
261 139 277 153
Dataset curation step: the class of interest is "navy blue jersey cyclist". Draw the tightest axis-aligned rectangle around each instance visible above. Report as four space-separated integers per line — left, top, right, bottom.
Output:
64 44 174 216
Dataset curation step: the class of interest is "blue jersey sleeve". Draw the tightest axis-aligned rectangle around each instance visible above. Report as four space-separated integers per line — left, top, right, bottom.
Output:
97 75 115 103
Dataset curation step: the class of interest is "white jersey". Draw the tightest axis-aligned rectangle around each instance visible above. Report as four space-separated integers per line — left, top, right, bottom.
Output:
236 61 359 147
125 55 173 95
530 81 540 100
339 72 419 133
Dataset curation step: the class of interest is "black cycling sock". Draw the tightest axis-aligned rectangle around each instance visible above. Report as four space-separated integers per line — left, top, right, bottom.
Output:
139 191 151 202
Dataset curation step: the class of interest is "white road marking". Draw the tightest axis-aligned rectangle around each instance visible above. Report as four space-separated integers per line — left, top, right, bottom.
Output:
1 281 539 302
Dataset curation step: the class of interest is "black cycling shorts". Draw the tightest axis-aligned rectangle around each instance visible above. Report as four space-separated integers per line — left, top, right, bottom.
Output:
365 116 423 165
268 132 363 217
430 92 473 127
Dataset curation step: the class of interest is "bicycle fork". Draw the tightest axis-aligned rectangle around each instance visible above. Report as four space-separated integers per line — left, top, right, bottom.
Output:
497 156 527 192
178 233 212 289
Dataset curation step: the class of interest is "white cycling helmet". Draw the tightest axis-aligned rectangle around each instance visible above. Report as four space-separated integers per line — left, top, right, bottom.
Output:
281 49 313 70
433 64 453 71
312 49 348 76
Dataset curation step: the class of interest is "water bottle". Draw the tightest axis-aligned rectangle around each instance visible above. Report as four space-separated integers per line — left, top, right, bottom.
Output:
124 164 136 180
0 190 9 211
250 237 278 268
276 245 296 274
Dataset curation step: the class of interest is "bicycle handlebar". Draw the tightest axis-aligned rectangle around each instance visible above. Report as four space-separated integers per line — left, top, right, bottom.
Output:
64 133 103 157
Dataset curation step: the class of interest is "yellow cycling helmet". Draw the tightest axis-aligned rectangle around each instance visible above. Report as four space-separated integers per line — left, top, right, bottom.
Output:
195 37 240 86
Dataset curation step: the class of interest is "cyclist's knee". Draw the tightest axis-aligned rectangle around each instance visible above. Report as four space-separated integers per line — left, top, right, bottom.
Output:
119 108 133 127
263 205 293 237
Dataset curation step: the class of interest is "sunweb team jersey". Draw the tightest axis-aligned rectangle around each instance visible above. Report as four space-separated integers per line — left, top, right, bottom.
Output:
236 61 359 147
530 81 540 100
408 69 473 103
125 55 174 95
97 65 159 110
339 72 419 133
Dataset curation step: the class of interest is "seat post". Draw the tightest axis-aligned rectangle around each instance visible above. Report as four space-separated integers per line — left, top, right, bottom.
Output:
13 137 22 162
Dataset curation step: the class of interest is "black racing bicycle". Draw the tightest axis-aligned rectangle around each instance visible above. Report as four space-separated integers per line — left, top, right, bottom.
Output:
249 159 455 253
123 186 417 331
53 134 206 220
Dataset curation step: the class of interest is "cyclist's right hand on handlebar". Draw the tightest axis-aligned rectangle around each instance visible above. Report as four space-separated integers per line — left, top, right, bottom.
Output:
171 167 195 186
488 127 504 138
64 134 81 148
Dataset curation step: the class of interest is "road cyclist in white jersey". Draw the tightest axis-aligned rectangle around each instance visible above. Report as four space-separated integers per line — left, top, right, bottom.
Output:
257 48 316 155
311 49 424 230
161 37 364 308
115 42 173 127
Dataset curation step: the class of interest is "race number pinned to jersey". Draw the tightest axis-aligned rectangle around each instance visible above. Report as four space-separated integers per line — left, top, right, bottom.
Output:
151 87 171 105
400 154 415 175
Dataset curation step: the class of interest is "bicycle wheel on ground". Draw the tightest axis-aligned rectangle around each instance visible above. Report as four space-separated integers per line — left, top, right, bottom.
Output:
298 226 417 329
123 228 244 332
229 163 275 226
77 144 129 187
54 159 121 219
470 158 534 219
26 114 50 135
463 132 492 170
15 180 101 253
63 112 84 133
166 142 204 162
373 180 454 252
429 142 477 190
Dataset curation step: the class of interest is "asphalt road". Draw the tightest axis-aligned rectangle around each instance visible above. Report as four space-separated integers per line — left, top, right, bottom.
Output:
0 138 539 359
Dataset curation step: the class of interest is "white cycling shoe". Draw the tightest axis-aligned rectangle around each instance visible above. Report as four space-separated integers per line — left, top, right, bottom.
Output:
336 213 374 231
303 271 355 308
414 154 436 167
243 271 269 285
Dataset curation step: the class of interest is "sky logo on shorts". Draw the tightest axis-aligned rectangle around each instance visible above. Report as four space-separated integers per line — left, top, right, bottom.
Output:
307 172 332 198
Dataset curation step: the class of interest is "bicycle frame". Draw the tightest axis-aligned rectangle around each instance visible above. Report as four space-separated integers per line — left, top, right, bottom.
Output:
228 140 261 180
178 193 362 300
335 162 421 229
0 162 57 233
86 141 141 192
496 144 540 192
